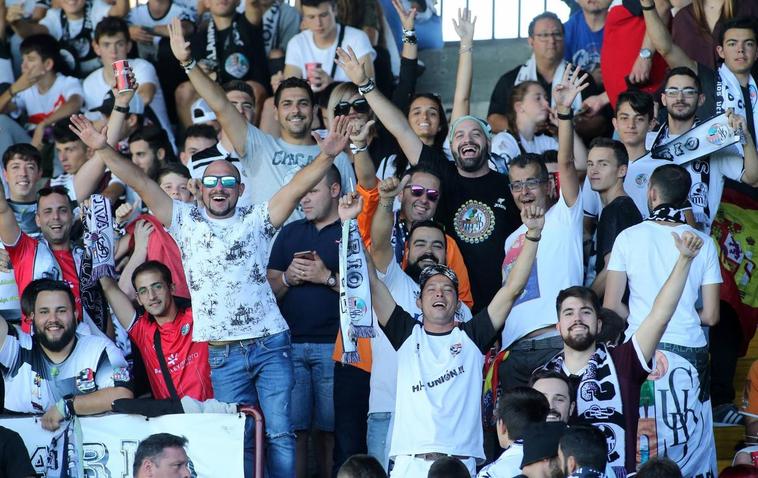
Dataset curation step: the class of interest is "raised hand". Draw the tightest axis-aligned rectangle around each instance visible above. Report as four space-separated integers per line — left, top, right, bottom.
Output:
132 219 155 249
111 70 139 107
335 46 369 86
520 204 545 236
167 17 191 63
338 192 364 221
452 7 476 44
672 231 704 259
349 119 376 148
552 64 589 111
69 114 109 151
314 115 351 157
378 176 401 200
391 0 417 30
115 201 138 225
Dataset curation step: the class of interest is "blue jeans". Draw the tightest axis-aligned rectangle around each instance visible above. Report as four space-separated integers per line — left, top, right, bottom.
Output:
366 412 392 471
209 331 295 478
291 342 335 431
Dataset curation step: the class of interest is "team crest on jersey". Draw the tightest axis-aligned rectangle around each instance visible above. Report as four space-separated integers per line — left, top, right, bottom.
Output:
635 173 648 188
76 368 96 392
449 343 462 357
453 200 495 244
181 323 191 336
112 366 130 383
689 182 709 208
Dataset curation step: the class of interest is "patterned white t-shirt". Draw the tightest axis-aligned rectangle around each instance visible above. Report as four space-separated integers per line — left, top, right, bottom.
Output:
168 200 288 342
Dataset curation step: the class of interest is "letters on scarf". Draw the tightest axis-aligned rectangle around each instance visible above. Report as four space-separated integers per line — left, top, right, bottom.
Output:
338 219 375 363
206 13 249 79
515 55 583 112
83 195 116 282
716 63 758 138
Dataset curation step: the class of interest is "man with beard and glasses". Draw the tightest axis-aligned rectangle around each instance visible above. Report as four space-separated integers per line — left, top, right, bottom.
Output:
498 66 586 392
365 176 474 470
529 370 575 423
69 110 353 478
544 228 707 477
604 165 721 476
557 425 608 478
0 279 132 430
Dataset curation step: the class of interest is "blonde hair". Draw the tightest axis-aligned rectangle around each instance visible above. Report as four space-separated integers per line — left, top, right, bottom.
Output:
325 82 360 126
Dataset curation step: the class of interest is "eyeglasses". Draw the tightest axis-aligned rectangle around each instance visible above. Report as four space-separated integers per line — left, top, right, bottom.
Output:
509 178 547 192
136 282 166 297
663 87 699 98
532 32 563 41
405 184 440 202
333 98 370 116
202 175 239 188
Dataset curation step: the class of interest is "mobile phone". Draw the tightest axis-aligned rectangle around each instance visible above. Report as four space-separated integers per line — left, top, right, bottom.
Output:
293 251 315 261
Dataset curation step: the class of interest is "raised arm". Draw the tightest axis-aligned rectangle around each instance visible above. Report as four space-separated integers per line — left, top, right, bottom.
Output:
389 0 418 109
99 276 137 330
268 116 350 228
634 231 703 362
0 180 21 246
553 64 588 207
338 193 396 326
640 0 696 71
116 220 153 300
450 8 475 122
336 46 424 164
350 120 378 189
167 18 249 155
487 205 545 330
729 109 758 187
69 114 174 227
370 177 401 272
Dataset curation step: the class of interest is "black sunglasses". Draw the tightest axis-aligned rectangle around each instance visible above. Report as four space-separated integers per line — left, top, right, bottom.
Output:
334 99 370 116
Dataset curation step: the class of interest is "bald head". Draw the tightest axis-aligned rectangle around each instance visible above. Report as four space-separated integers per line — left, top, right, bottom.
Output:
200 160 244 218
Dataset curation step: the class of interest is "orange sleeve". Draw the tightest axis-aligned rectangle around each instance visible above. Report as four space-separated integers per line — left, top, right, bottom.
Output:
445 236 474 309
332 331 372 373
357 183 380 249
744 360 758 416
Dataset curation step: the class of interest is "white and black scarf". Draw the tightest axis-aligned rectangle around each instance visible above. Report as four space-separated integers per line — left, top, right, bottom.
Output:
261 1 281 55
206 13 246 78
646 204 687 224
715 62 758 139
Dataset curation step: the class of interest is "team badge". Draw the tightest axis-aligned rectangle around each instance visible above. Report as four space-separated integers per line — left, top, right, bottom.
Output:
181 323 191 336
76 368 96 392
453 200 495 244
634 173 648 188
449 343 462 357
224 53 250 79
112 366 130 383
689 182 709 208
706 123 730 146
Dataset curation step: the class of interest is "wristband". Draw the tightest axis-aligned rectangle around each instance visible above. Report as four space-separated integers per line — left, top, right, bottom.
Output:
66 398 76 418
557 110 573 120
402 28 416 37
181 58 197 72
357 79 376 96
350 143 368 154
113 104 129 114
459 45 473 54
402 35 417 45
525 233 541 242
641 2 656 10
282 272 291 287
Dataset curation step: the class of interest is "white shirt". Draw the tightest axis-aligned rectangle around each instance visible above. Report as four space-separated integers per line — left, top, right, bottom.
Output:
83 59 176 150
285 24 375 83
168 200 288 342
491 131 558 165
49 173 77 201
500 191 584 350
40 1 110 38
476 442 523 478
607 222 722 347
13 74 82 126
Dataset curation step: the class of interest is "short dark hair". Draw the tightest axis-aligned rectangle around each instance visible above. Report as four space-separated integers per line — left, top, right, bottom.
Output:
635 457 683 478
129 125 175 163
182 124 217 150
720 465 758 478
427 456 469 478
336 454 386 478
132 260 174 290
20 34 61 70
52 118 84 145
663 66 701 92
3 143 42 169
325 164 342 189
616 90 654 121
597 307 626 346
528 369 573 398
222 80 255 104
528 11 563 37
22 279 76 316
405 164 442 185
36 185 71 207
133 433 188 475
589 137 629 167
274 77 315 107
94 16 131 43
558 425 608 471
157 163 191 184
718 16 758 46
495 387 549 441
510 153 549 181
301 0 335 8
556 286 601 317
408 220 447 246
648 164 691 206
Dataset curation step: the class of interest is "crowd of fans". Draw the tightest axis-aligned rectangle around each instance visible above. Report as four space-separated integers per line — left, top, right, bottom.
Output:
0 0 755 476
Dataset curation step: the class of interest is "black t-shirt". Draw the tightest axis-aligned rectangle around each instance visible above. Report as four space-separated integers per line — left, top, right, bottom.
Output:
419 145 521 312
696 63 718 121
0 426 35 478
381 304 497 354
487 64 602 117
191 13 271 88
595 196 642 274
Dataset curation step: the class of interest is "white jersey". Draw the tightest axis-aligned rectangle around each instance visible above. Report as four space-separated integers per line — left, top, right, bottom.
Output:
13 74 82 126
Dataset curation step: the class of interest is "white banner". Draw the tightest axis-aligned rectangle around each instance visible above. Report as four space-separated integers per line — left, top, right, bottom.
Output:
0 412 245 477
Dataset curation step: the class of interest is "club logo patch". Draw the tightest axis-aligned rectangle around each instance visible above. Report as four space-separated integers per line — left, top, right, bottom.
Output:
706 123 730 146
453 200 495 244
76 368 96 392
181 323 191 336
449 343 462 357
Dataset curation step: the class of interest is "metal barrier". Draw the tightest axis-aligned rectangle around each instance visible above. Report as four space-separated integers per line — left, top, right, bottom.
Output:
239 405 266 478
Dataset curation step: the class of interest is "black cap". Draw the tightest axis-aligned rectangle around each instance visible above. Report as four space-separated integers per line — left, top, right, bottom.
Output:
520 421 567 468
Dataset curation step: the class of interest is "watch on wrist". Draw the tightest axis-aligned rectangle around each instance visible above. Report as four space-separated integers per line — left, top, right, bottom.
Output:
639 48 653 60
113 104 129 114
326 271 337 288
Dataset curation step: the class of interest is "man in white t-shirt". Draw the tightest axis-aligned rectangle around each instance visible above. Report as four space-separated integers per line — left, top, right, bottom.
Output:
604 163 721 477
70 102 354 477
283 0 375 93
83 17 175 151
338 189 545 478
498 66 586 391
0 34 83 148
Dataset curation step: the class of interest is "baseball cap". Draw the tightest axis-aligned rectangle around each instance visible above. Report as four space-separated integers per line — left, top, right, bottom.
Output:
191 98 217 124
418 264 459 295
520 421 567 468
91 90 145 116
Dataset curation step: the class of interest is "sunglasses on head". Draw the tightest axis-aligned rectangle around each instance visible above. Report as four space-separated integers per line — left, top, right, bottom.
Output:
333 98 370 116
405 184 440 202
202 175 239 188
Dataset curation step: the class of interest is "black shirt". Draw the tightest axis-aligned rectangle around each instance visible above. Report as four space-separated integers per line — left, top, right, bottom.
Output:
595 196 642 275
420 146 521 312
0 426 34 478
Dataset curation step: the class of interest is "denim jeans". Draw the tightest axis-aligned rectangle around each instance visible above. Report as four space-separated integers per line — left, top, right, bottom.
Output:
291 342 335 431
208 331 295 478
332 363 370 476
366 412 392 471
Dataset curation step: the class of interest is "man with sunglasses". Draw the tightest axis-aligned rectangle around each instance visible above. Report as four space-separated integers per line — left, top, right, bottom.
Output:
69 111 353 478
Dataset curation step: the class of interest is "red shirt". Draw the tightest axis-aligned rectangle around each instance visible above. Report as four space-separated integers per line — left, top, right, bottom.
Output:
129 305 213 401
6 233 82 333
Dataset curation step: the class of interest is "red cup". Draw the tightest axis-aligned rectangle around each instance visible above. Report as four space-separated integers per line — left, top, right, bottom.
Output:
112 60 133 93
305 62 322 83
